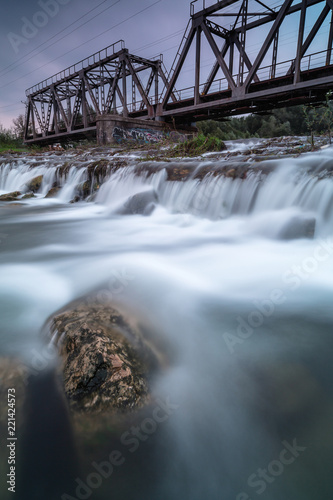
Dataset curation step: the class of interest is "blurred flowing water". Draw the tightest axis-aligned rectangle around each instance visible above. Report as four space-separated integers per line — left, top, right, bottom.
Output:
0 144 333 499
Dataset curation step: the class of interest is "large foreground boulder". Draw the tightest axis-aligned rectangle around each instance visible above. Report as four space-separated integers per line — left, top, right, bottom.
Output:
45 300 159 413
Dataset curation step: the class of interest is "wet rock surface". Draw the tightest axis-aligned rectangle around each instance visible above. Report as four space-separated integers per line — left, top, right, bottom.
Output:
46 300 160 414
278 215 316 239
116 189 158 215
0 136 332 208
0 191 21 201
21 193 36 199
45 186 60 198
25 175 43 193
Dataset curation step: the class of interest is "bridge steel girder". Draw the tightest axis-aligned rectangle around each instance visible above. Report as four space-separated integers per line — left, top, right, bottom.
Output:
161 0 333 117
24 41 165 143
24 1 333 144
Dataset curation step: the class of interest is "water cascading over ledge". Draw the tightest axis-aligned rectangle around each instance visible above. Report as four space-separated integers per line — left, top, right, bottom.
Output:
1 139 333 500
1 141 333 238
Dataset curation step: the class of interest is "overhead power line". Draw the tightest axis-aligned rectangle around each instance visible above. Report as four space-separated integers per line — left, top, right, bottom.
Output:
0 0 121 79
0 0 163 90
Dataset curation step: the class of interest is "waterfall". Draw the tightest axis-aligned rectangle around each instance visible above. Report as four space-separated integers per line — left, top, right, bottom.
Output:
56 166 87 202
1 144 333 500
1 148 333 238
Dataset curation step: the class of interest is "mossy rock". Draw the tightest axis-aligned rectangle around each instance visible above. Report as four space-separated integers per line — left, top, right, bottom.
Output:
87 159 110 184
77 180 91 198
75 180 100 200
0 191 21 201
57 162 71 177
70 195 81 204
45 187 60 198
26 175 43 193
166 166 191 181
22 192 36 199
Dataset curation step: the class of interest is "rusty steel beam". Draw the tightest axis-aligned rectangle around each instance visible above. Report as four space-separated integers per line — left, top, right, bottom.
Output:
327 10 333 65
191 0 239 18
104 64 122 113
195 27 202 106
294 0 307 85
234 35 260 83
161 70 333 119
25 1 333 145
244 0 293 90
300 3 330 57
201 21 236 90
124 54 151 111
162 25 196 108
237 0 323 32
25 42 165 142
288 3 330 75
202 40 229 96
158 63 178 103
238 0 249 86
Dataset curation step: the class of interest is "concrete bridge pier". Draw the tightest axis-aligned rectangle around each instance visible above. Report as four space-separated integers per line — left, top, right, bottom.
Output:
96 115 196 145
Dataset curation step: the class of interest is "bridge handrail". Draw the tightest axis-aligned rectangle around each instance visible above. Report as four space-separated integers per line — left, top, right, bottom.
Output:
190 0 225 16
189 0 278 16
171 48 333 102
26 40 125 97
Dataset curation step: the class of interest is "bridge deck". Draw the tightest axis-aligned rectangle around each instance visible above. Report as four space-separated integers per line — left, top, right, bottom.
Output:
24 1 333 144
24 64 333 144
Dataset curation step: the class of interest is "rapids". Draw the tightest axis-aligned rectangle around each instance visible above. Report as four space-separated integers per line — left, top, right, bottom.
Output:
0 140 332 500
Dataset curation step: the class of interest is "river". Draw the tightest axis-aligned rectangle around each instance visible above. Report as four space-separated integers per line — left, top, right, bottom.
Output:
0 140 332 500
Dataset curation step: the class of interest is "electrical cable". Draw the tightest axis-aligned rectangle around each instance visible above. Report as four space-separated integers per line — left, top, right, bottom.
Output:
0 0 162 90
0 0 121 78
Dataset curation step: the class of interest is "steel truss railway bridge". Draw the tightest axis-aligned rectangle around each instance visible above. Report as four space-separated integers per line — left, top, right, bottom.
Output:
24 0 333 144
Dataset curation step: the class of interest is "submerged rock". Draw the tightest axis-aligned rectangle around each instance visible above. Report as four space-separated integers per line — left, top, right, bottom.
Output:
194 161 252 180
117 189 158 215
22 192 36 199
75 179 100 200
225 168 237 178
45 186 60 198
69 195 80 204
0 191 21 201
45 300 160 413
166 165 192 181
77 180 91 198
278 215 316 239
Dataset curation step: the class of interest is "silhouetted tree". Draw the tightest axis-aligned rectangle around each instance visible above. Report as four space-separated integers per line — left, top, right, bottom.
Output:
12 114 25 140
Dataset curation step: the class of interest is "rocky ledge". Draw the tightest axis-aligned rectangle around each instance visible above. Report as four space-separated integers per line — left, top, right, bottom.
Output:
0 136 331 204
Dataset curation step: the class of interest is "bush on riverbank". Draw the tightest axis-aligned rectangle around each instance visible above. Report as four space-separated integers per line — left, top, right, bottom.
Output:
0 124 26 152
169 133 225 157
